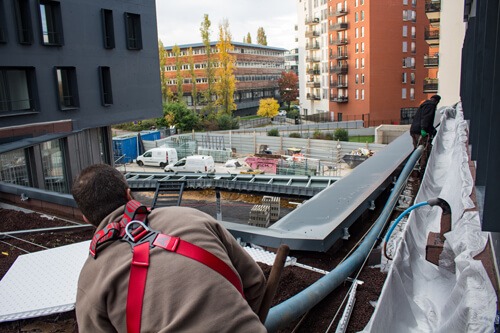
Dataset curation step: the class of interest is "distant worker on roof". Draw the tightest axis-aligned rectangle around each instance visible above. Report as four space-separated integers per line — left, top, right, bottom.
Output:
410 94 441 149
71 164 267 333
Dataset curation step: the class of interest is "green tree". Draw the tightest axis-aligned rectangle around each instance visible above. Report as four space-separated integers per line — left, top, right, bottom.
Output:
215 19 236 115
158 39 168 103
257 98 279 118
200 14 216 114
257 27 267 45
267 128 279 136
172 44 184 103
246 32 252 43
188 47 198 112
163 102 200 131
278 71 299 111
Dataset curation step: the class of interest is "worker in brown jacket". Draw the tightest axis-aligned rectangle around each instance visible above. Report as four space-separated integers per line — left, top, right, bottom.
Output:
71 164 267 332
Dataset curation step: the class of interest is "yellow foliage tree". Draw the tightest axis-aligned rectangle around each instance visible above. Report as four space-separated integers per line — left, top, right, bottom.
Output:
257 98 279 118
173 44 183 103
158 39 168 103
215 19 236 115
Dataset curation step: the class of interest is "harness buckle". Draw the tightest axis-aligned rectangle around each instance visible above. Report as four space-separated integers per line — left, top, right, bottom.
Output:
122 220 159 249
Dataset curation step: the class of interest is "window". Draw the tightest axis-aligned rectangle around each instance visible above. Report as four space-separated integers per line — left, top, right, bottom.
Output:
402 41 408 52
355 12 358 22
101 9 115 48
411 26 416 38
361 89 364 100
38 0 63 45
14 0 33 44
41 139 68 193
402 88 407 99
355 43 359 53
403 0 408 4
411 41 416 53
403 10 408 21
412 0 417 6
361 27 365 37
0 1 7 43
361 74 365 84
410 72 415 84
411 10 416 22
361 58 365 68
355 58 359 69
355 0 358 7
410 88 415 100
403 26 408 37
361 42 365 53
361 10 365 21
0 67 38 114
125 12 142 50
355 74 359 84
0 149 31 186
55 67 79 110
355 89 359 99
402 72 407 83
355 28 359 38
99 66 113 106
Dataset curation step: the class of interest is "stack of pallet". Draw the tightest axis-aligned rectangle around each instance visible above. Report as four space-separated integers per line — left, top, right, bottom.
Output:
262 196 281 222
248 205 270 227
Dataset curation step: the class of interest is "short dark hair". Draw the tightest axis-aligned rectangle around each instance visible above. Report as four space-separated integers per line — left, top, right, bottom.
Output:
430 94 441 102
71 164 129 226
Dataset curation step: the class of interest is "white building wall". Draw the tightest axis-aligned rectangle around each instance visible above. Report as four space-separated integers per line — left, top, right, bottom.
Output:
438 0 466 106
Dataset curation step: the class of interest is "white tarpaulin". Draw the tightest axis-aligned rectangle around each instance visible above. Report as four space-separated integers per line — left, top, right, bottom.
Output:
363 103 497 332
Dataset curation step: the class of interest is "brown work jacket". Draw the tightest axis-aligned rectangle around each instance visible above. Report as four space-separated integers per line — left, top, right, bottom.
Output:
76 205 267 332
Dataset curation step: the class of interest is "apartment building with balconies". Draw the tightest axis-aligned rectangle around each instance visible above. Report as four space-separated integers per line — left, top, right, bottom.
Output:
0 0 161 209
163 42 286 116
298 0 433 126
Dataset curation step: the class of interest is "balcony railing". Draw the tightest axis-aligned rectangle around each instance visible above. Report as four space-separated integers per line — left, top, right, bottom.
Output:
330 23 348 31
425 0 441 21
330 52 348 60
330 65 348 74
306 93 321 100
330 38 348 45
329 8 347 17
306 81 321 88
305 30 320 38
425 28 440 45
331 81 348 88
306 43 320 50
305 18 320 25
306 69 321 75
330 95 348 103
423 54 439 67
306 56 321 63
423 78 439 92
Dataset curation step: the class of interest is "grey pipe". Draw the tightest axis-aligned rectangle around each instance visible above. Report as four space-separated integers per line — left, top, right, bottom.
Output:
264 145 423 332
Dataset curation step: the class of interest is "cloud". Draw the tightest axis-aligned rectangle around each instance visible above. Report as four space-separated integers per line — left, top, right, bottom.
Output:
155 1 296 49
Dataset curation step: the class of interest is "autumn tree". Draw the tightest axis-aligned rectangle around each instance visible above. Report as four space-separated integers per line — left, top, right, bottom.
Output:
172 44 184 103
257 98 279 118
246 32 252 43
278 71 299 111
188 47 198 112
158 39 168 103
215 19 236 115
200 14 216 114
257 27 267 45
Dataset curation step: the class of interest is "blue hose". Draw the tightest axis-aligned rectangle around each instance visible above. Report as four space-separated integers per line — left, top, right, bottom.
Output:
384 201 429 243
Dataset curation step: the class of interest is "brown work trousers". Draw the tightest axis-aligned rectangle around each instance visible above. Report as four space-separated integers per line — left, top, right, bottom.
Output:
411 133 431 171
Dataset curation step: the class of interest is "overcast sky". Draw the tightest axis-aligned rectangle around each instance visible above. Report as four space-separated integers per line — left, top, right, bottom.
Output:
155 1 297 50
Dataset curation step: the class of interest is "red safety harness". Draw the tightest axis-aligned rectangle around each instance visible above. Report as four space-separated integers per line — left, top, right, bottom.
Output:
89 200 244 333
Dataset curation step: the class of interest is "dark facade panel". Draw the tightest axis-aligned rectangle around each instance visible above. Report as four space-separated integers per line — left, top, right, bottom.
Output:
0 0 161 130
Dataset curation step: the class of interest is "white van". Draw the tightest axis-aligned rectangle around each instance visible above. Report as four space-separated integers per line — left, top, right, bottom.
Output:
164 155 215 173
136 147 178 168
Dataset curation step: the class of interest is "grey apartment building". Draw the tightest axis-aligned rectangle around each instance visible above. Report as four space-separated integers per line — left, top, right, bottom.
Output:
0 0 161 213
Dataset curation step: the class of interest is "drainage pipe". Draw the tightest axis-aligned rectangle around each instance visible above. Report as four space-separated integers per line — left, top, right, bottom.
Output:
264 145 423 332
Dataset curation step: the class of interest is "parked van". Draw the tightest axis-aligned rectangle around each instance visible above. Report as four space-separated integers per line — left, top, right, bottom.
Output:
136 147 178 168
164 155 215 173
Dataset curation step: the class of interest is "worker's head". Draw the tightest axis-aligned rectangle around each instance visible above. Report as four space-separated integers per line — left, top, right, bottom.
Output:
71 164 132 227
430 95 441 104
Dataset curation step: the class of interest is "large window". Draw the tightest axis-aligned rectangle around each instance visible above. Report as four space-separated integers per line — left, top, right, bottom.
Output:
14 0 33 44
55 67 79 110
125 12 142 50
38 0 63 45
0 67 38 114
0 149 31 187
101 9 115 49
99 66 113 106
41 139 68 193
